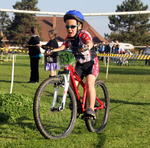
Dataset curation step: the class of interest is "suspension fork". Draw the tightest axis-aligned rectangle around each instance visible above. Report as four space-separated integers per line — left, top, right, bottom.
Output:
50 72 71 111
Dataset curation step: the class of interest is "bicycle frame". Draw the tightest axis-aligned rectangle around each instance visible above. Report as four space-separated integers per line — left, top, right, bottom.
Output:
51 62 105 113
63 64 105 113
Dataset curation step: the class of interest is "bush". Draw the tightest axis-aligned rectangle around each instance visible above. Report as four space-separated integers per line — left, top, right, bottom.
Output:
0 93 33 123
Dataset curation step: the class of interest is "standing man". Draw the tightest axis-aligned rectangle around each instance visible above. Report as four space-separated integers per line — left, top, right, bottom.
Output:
145 44 150 65
28 27 42 83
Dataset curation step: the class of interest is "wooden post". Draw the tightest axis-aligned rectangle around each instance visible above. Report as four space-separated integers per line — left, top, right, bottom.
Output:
106 57 109 79
53 15 56 29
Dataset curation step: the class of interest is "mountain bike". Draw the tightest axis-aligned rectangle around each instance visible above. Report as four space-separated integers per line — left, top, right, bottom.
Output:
116 53 129 66
33 50 110 140
116 57 129 66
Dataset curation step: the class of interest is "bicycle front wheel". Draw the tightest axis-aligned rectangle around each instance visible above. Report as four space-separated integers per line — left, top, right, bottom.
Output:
33 77 77 139
85 79 110 133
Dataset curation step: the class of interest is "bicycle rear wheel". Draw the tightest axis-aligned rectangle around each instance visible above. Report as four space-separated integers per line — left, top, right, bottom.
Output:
33 77 77 139
85 79 110 133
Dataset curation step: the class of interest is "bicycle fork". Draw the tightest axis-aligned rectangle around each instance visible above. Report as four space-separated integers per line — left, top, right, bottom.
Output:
50 72 70 111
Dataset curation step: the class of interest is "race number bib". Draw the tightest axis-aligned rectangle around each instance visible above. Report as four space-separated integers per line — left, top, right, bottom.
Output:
58 51 75 66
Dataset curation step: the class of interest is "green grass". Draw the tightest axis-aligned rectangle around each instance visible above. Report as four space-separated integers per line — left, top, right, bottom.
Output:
0 55 150 148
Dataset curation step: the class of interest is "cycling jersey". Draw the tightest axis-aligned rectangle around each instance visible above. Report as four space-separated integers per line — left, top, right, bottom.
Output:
62 29 97 63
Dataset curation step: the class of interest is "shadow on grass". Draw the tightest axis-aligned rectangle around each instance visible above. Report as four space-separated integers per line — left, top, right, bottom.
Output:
100 66 150 75
0 80 32 84
15 116 35 129
96 133 106 148
110 99 150 106
0 114 35 129
0 80 11 83
0 113 10 124
73 126 106 147
110 85 150 111
0 62 29 67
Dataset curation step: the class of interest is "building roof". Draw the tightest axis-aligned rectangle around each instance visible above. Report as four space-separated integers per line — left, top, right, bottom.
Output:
36 16 107 43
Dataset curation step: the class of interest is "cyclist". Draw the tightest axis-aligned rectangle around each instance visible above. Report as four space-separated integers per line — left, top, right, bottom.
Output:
47 10 99 118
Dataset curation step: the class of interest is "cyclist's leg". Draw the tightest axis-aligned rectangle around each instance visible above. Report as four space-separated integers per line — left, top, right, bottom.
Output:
69 76 79 91
83 57 99 117
85 80 110 133
86 74 96 111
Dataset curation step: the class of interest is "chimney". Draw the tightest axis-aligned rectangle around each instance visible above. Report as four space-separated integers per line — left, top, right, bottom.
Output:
53 15 56 29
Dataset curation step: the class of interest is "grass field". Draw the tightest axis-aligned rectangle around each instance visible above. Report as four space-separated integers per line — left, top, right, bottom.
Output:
0 55 150 148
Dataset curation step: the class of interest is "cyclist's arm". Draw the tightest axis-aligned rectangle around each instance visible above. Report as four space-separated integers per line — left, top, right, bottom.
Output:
79 40 94 52
86 40 94 49
47 45 65 55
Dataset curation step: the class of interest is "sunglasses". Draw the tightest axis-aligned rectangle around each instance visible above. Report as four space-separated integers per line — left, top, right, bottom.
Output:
48 32 53 35
65 25 80 29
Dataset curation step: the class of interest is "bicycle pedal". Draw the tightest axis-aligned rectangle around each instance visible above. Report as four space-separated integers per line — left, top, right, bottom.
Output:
81 115 96 120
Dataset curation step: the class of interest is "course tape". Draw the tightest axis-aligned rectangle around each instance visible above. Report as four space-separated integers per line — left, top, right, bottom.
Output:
1 46 150 60
0 59 14 62
0 45 54 53
97 53 150 60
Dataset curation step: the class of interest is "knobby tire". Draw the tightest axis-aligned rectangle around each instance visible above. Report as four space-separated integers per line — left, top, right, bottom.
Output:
33 77 77 139
85 79 110 133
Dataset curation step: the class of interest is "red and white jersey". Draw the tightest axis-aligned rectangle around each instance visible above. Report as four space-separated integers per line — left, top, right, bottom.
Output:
62 30 97 63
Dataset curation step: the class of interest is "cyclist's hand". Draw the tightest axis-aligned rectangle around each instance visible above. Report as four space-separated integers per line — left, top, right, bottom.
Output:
36 44 41 47
46 50 52 55
78 44 89 52
78 48 84 52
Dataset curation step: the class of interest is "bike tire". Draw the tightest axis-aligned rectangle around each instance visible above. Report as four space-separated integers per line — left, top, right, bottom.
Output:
85 79 110 133
33 77 77 139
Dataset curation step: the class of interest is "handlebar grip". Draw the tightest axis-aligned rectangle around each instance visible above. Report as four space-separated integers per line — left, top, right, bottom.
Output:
58 69 70 75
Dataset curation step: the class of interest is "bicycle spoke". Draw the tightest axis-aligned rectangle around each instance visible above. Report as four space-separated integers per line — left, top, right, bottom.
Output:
33 78 77 139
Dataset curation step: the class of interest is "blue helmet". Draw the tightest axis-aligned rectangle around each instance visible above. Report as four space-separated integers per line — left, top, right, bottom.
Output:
64 10 85 25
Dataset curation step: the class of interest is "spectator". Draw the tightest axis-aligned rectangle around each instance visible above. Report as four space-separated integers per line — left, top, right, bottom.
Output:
96 43 100 53
99 41 105 53
40 29 60 77
145 44 150 65
105 42 111 63
105 42 110 53
111 43 118 63
119 47 126 54
111 43 116 54
115 40 120 53
27 27 42 83
99 41 105 62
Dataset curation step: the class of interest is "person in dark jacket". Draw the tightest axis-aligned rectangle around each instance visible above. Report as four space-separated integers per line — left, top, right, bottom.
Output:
28 27 42 83
39 29 60 77
105 42 110 63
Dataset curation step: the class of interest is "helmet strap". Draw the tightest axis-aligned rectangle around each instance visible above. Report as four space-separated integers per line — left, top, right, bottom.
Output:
76 20 79 33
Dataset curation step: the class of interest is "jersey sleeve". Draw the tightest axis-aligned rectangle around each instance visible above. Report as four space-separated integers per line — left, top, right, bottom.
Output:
79 30 93 43
62 36 69 47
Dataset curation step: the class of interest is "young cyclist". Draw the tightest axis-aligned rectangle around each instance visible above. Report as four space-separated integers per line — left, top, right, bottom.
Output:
47 10 99 118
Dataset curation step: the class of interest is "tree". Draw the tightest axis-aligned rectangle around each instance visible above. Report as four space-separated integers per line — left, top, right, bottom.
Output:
7 0 41 44
106 0 150 45
0 12 11 42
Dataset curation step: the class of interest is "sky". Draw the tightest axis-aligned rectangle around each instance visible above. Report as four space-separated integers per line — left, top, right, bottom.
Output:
0 0 150 37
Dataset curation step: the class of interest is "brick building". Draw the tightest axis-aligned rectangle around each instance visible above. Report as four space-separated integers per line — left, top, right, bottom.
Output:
36 16 107 45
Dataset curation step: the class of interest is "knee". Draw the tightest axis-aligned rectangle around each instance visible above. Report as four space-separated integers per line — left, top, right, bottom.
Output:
86 80 94 90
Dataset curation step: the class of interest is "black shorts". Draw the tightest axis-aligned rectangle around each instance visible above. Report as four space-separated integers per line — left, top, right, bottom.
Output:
75 57 99 80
